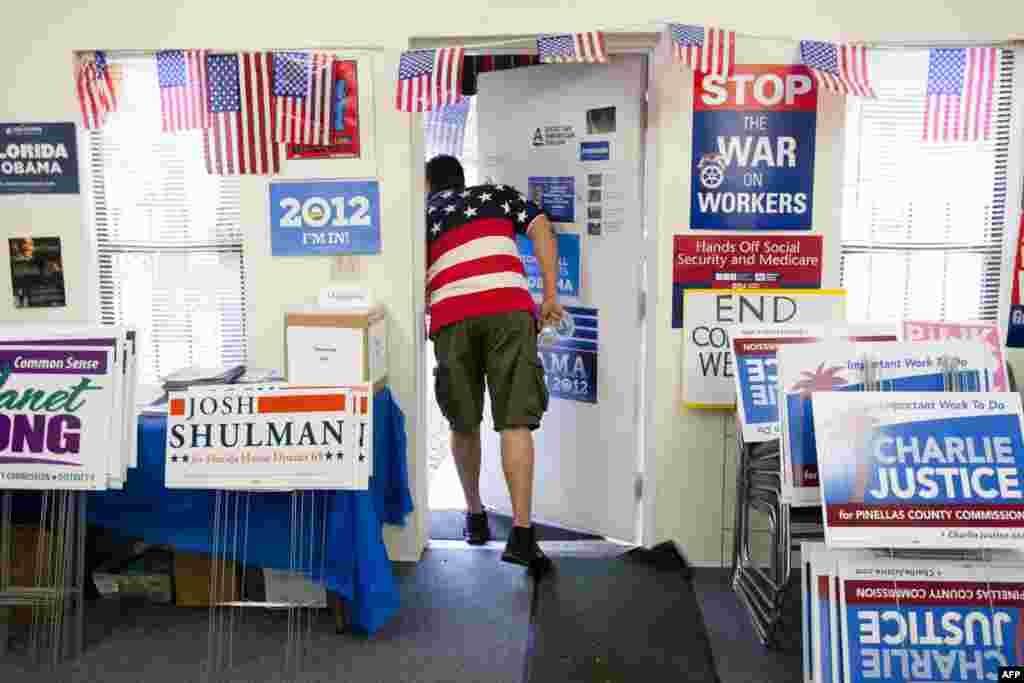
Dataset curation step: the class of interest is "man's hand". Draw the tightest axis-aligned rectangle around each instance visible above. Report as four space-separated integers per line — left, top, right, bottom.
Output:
539 297 565 329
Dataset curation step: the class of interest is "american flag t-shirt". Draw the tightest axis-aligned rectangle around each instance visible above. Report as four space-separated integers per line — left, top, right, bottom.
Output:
156 50 209 133
537 33 607 64
273 51 334 145
203 53 280 176
669 24 735 79
396 48 464 112
923 48 997 143
76 51 118 130
799 41 875 97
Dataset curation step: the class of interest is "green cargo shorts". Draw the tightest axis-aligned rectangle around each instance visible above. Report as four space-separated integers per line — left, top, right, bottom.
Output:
431 311 549 433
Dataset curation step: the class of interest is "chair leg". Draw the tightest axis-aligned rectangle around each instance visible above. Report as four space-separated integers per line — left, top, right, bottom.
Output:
330 591 347 634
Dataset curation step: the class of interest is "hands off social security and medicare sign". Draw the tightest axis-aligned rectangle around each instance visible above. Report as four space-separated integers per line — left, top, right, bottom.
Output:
691 66 817 230
269 179 381 256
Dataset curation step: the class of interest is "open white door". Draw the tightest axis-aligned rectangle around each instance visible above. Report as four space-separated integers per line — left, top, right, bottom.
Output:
475 54 647 541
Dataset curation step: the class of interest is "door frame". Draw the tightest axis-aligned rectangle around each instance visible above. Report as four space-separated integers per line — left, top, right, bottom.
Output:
409 32 662 548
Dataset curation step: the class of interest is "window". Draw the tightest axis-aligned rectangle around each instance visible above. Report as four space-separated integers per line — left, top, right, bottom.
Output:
840 49 1015 323
422 96 481 184
87 55 247 388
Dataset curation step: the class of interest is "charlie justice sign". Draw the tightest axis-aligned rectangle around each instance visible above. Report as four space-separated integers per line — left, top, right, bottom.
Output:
691 65 817 230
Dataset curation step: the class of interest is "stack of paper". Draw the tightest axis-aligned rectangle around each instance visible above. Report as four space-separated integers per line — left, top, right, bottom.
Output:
0 323 138 490
161 365 246 393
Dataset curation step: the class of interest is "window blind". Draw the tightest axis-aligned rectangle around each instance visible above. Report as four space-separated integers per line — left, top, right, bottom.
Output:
87 56 247 388
840 49 1015 324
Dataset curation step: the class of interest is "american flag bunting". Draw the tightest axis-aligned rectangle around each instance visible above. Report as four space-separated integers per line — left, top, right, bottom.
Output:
668 24 735 79
537 33 607 64
156 50 209 133
75 51 119 130
203 52 280 176
799 41 875 97
273 51 334 145
923 47 997 143
396 48 464 112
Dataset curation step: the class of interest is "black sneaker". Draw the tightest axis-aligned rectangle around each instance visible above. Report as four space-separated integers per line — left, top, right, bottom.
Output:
502 525 553 577
463 511 491 545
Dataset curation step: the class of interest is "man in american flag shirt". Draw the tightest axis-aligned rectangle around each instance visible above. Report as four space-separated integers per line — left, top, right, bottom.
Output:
425 155 564 576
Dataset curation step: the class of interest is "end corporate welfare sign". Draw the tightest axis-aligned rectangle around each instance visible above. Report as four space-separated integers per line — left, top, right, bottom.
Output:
691 65 816 231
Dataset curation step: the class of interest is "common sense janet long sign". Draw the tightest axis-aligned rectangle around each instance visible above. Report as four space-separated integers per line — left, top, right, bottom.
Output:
166 384 371 491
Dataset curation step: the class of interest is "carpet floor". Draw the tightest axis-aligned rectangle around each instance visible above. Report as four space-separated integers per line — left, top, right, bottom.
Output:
429 509 603 543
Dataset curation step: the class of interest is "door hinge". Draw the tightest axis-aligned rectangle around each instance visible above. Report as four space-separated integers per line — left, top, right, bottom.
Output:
634 473 644 501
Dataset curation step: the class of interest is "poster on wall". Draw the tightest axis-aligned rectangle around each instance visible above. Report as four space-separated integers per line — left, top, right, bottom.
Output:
9 237 67 308
538 306 598 404
1008 214 1024 348
269 179 381 256
903 320 1008 391
0 122 79 194
527 176 575 223
286 59 361 159
166 384 372 490
682 288 845 409
690 65 817 230
672 234 823 327
516 233 581 299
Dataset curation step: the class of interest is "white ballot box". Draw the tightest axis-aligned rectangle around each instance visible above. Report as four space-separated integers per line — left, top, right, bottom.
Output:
285 304 387 386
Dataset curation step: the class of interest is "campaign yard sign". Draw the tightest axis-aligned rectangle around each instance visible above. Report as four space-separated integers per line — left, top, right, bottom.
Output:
0 123 79 194
813 392 1024 550
682 288 845 409
691 65 817 230
672 234 822 327
779 340 992 507
269 179 381 256
839 558 1024 683
166 384 372 490
516 233 581 299
904 320 1009 392
538 307 598 404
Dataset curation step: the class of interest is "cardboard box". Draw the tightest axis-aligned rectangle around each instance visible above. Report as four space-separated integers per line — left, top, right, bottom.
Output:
263 569 326 607
173 552 241 608
285 304 387 386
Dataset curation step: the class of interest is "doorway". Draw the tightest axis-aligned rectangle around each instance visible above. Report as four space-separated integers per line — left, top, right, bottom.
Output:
420 48 651 545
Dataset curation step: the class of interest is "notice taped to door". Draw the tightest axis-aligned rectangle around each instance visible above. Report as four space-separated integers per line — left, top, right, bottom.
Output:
538 307 598 404
691 65 817 231
682 288 845 409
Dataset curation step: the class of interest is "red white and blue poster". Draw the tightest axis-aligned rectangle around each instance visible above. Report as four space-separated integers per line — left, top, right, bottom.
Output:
839 558 1024 683
691 65 817 230
813 392 1024 550
671 234 822 327
904 320 1009 391
1008 214 1024 348
287 59 361 159
778 341 993 507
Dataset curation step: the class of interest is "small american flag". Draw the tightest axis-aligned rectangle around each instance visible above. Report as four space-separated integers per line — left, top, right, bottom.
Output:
799 41 875 97
75 51 118 130
668 24 735 79
273 51 334 145
537 33 607 64
203 53 279 175
923 48 997 143
156 50 209 133
425 98 471 158
396 48 464 113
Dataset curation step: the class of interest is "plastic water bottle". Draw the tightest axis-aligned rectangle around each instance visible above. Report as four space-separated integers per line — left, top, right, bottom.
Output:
538 312 574 347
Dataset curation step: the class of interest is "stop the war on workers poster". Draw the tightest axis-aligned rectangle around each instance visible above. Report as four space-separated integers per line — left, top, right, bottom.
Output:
691 65 817 230
812 392 1024 550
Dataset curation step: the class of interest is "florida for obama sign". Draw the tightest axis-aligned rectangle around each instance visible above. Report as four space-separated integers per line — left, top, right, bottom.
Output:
691 65 817 230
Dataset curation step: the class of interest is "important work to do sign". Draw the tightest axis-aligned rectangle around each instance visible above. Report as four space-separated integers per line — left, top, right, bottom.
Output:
691 65 817 231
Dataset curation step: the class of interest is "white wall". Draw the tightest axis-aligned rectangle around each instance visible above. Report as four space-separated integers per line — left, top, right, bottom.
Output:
0 1 1020 565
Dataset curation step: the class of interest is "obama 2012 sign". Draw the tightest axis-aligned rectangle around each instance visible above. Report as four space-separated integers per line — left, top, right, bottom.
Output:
691 65 817 231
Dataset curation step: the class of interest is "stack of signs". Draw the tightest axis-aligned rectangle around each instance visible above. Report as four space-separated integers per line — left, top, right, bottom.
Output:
777 341 993 507
731 324 898 444
903 320 1009 391
0 324 138 491
801 543 1024 683
811 391 1024 550
165 383 372 490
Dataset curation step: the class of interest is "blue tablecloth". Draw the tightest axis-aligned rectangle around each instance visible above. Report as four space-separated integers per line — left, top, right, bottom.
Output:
87 387 413 635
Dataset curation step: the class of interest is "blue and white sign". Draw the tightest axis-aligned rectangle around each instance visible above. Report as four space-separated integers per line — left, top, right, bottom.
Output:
269 179 381 256
516 233 581 299
580 141 610 162
0 123 79 194
691 66 817 231
527 176 575 223
539 306 598 404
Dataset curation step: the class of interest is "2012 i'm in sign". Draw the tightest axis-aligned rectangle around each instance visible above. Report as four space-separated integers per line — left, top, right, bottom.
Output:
269 179 381 256
691 65 817 230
